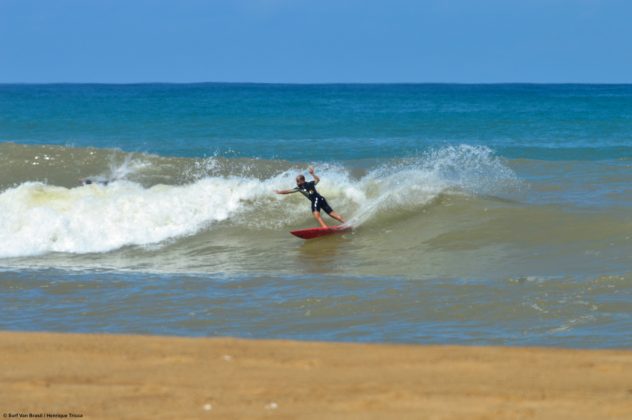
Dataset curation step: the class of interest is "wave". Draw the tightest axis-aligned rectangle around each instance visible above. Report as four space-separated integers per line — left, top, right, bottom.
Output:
0 144 519 258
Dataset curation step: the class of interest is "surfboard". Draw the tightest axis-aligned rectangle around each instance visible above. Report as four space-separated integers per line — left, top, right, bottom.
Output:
290 225 352 240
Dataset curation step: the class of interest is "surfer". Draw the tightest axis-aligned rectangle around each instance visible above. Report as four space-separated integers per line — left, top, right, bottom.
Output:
275 166 345 228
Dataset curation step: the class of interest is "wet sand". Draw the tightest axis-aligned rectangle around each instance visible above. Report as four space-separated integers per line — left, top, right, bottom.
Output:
1 331 631 419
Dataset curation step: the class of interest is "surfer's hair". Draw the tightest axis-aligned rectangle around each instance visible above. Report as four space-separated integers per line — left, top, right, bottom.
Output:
296 174 306 182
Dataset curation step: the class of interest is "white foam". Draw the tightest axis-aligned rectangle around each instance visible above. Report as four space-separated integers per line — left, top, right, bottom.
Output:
0 177 265 258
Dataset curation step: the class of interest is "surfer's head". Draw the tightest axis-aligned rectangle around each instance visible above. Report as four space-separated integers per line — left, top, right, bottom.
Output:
296 174 306 186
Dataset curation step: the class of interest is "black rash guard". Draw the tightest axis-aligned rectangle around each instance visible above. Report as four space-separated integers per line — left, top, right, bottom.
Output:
292 181 334 214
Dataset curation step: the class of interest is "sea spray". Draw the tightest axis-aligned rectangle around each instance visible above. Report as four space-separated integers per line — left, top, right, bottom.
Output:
347 145 519 226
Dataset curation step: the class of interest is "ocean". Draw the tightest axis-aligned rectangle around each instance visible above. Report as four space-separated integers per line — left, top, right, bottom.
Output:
0 83 630 348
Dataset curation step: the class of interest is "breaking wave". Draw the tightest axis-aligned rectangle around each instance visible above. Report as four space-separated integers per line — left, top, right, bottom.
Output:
0 144 518 257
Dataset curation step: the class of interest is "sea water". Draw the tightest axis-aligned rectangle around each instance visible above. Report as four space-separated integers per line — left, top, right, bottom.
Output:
0 84 630 347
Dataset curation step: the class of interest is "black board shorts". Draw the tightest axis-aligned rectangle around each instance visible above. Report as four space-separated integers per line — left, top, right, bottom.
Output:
311 196 333 214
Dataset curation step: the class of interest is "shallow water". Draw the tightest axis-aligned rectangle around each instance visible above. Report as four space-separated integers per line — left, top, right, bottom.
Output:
1 269 630 348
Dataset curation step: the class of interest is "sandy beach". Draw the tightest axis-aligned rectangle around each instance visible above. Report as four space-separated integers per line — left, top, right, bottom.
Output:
0 332 630 419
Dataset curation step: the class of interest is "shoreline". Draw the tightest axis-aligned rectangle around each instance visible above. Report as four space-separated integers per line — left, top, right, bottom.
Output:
1 332 631 419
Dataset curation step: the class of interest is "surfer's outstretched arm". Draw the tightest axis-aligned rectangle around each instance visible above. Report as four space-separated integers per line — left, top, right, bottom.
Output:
275 188 298 194
308 166 320 184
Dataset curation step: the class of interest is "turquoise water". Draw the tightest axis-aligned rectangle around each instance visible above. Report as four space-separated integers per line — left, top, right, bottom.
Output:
0 84 630 348
2 83 631 160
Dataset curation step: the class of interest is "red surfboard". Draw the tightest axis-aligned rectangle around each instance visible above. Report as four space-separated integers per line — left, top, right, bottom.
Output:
290 225 352 240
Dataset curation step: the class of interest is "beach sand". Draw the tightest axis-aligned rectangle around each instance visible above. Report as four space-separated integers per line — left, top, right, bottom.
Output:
1 332 631 419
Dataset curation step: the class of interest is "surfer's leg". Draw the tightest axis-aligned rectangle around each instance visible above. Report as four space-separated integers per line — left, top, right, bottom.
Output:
321 199 345 223
328 211 345 223
311 199 328 227
312 211 328 228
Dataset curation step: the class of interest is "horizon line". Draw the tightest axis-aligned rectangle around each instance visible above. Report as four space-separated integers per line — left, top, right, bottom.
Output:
2 81 632 86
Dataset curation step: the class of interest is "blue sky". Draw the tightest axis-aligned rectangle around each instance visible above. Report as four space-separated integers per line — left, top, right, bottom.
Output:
1 0 630 83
